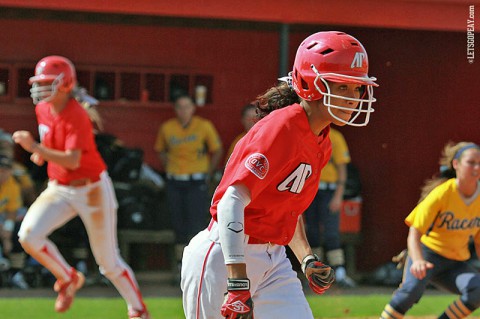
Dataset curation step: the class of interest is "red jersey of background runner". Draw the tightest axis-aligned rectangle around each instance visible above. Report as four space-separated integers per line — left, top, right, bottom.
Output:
211 104 332 245
35 99 106 184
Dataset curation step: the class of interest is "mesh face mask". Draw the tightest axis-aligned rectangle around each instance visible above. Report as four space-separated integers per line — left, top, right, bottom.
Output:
30 73 64 105
311 65 376 127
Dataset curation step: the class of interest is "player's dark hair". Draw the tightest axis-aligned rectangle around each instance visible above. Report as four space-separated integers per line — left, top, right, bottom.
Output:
254 82 300 119
418 141 474 203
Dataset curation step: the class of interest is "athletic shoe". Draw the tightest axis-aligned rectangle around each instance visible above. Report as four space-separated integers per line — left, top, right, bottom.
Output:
11 271 29 290
334 266 357 288
336 275 357 288
0 256 10 271
128 308 150 319
54 268 85 312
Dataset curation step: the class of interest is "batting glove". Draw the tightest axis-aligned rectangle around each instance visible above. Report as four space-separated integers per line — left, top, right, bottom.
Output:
221 278 254 319
301 254 335 295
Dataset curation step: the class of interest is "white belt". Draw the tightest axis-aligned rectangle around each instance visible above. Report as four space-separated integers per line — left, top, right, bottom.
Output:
167 173 206 181
319 182 337 191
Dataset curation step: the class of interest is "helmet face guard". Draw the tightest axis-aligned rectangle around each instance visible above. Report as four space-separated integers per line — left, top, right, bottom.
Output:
30 73 64 105
311 66 377 127
29 55 76 105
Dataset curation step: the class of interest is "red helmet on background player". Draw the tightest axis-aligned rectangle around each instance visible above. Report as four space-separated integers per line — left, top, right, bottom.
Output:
29 55 77 105
291 31 378 126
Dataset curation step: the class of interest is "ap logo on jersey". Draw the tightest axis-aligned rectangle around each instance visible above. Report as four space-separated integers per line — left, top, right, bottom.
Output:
277 163 312 194
245 153 269 179
350 52 366 68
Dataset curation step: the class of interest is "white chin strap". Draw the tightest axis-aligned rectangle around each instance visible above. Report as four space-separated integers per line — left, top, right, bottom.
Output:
312 66 376 127
30 73 64 105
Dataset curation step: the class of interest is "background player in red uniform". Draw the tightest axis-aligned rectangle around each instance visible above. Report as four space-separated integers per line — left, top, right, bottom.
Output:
12 56 150 319
181 31 378 319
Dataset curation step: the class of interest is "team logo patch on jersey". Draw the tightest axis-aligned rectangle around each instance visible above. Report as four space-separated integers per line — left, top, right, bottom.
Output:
245 153 269 179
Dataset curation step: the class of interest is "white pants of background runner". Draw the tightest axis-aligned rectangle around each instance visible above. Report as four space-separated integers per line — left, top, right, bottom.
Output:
18 171 145 312
181 223 314 319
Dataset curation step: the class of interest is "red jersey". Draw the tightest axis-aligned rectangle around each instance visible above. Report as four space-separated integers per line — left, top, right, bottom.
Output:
35 99 106 184
211 104 332 245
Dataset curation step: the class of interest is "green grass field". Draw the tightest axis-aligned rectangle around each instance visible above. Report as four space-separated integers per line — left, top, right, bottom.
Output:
2 294 480 319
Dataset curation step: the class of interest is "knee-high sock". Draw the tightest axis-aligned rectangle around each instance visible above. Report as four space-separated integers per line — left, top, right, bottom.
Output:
439 299 473 319
380 304 404 319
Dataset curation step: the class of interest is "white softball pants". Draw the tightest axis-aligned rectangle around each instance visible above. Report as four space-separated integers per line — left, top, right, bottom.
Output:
181 225 314 319
18 171 145 312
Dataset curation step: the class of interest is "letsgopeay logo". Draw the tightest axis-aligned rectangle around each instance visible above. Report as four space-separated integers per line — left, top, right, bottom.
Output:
245 153 269 179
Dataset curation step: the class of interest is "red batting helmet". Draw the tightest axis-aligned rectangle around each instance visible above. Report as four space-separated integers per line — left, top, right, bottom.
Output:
291 31 378 126
29 55 77 105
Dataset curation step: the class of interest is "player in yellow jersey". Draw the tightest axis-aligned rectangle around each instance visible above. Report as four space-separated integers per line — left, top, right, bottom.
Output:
0 153 22 269
154 94 223 273
0 129 36 289
380 141 480 319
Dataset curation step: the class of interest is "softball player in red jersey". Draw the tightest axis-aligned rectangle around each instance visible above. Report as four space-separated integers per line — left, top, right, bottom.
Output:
12 56 149 319
181 31 378 319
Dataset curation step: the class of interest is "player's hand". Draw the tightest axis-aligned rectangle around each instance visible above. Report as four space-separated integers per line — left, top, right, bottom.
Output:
30 152 45 166
392 249 408 269
329 195 343 212
12 131 37 153
221 278 254 319
410 259 434 280
301 254 335 295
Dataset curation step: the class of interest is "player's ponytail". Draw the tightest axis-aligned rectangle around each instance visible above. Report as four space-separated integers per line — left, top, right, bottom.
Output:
254 82 300 119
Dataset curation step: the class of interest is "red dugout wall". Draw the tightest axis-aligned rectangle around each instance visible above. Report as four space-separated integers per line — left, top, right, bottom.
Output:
0 10 478 271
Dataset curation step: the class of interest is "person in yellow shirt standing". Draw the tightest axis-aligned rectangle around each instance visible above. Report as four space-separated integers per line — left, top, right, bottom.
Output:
0 130 37 289
0 153 22 276
154 94 223 269
304 128 356 287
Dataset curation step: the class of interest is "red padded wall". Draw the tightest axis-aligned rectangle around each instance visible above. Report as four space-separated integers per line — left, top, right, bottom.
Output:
0 16 478 270
0 0 469 31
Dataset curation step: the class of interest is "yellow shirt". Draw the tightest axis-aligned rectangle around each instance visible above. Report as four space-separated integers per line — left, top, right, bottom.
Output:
0 175 22 215
154 116 222 175
321 128 350 183
405 179 480 261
